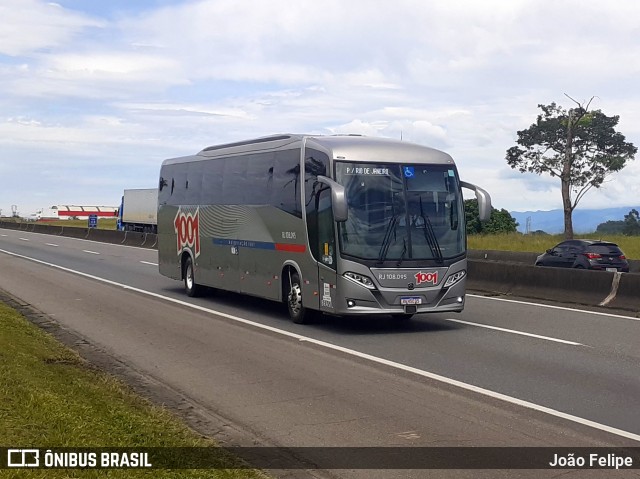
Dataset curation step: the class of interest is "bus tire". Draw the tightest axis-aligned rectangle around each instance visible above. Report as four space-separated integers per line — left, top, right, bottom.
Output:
183 255 203 297
287 272 312 324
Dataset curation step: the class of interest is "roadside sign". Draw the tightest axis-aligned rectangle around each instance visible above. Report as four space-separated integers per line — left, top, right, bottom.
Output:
88 214 98 228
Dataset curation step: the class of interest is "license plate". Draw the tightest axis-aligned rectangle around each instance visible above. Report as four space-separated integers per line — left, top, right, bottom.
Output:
606 267 617 272
401 297 422 305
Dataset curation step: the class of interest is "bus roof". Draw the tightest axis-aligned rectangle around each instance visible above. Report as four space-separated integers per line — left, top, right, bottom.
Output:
162 134 455 166
305 135 454 165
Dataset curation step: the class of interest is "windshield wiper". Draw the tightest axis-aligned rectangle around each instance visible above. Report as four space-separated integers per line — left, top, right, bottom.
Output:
419 196 443 263
377 214 399 264
396 238 407 267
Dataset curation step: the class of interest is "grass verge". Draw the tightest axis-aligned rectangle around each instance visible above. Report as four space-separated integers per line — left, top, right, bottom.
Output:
468 233 639 260
0 299 268 479
42 218 118 230
1 218 118 230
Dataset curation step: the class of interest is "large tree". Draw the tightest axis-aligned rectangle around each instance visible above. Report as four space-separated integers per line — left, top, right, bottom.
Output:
596 219 625 235
506 97 636 239
623 208 640 236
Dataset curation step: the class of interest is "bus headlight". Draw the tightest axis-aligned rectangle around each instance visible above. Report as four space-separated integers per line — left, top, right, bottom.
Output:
443 270 466 288
344 272 376 290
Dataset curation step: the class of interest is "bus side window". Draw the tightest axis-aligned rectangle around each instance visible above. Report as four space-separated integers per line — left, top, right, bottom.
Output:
272 149 301 217
186 161 203 205
303 147 329 209
171 169 187 204
202 158 224 205
245 152 274 205
158 167 172 205
316 188 336 269
222 156 248 205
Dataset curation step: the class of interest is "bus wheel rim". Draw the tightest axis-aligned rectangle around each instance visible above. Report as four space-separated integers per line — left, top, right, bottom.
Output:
186 264 193 289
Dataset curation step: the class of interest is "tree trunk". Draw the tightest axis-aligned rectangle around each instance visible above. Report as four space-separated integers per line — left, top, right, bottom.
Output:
561 177 573 239
562 110 575 240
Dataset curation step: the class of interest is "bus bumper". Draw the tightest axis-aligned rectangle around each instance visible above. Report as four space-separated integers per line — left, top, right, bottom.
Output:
331 274 467 316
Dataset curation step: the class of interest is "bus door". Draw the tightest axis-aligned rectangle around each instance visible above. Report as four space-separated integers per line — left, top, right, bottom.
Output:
316 188 337 313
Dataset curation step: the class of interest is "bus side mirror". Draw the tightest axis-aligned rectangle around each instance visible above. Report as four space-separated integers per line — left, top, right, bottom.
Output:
460 181 492 222
317 176 348 222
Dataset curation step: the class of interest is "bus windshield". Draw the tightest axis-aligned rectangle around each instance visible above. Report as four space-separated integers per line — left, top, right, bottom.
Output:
335 162 465 262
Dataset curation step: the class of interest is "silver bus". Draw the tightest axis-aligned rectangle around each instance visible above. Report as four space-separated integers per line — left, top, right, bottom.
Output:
158 134 490 323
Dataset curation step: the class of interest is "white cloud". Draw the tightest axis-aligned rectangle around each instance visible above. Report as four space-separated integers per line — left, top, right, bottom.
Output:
0 0 104 56
2 0 640 218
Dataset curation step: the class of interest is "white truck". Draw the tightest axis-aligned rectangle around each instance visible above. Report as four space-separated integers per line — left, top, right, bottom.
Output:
117 188 158 233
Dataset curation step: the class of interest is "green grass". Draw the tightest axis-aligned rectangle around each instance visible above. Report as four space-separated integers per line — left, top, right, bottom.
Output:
468 233 640 259
41 218 118 230
0 301 269 479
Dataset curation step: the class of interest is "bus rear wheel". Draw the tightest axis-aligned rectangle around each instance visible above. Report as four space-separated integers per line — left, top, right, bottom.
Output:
287 272 312 324
183 256 204 297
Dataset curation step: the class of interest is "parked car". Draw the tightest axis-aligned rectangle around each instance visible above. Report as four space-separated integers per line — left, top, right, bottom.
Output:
535 240 629 272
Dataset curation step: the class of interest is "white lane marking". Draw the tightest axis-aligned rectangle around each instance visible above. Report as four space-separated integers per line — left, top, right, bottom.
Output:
46 243 59 247
468 293 640 322
443 318 583 346
1 247 639 444
1 234 7 237
140 261 158 266
82 250 100 255
19 238 30 241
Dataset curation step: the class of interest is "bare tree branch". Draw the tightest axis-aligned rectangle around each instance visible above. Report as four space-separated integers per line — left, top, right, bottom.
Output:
564 93 596 111
572 183 594 209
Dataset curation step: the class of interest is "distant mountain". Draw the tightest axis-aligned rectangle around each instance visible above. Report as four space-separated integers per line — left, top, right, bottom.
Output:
510 206 640 235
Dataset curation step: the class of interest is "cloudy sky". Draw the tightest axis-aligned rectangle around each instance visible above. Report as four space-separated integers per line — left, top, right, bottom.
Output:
1 0 639 220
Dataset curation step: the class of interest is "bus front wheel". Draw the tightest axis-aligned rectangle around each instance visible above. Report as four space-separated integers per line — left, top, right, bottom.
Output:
287 272 312 324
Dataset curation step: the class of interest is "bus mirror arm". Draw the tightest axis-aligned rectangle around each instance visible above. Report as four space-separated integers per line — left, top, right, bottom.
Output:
460 181 492 222
317 176 348 222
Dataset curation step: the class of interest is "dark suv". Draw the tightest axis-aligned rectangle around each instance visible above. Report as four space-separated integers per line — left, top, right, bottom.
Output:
535 240 629 272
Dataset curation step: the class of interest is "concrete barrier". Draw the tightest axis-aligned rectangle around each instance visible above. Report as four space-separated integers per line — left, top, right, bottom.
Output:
468 250 539 264
122 231 148 247
0 221 22 231
140 233 158 249
33 224 64 236
60 226 90 239
84 229 156 249
86 228 127 245
609 273 640 311
467 260 615 306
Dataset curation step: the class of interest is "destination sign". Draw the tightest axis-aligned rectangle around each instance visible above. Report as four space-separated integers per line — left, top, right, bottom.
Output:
344 166 390 176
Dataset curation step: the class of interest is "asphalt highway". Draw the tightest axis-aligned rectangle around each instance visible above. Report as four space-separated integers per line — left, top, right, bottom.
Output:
1 229 639 478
